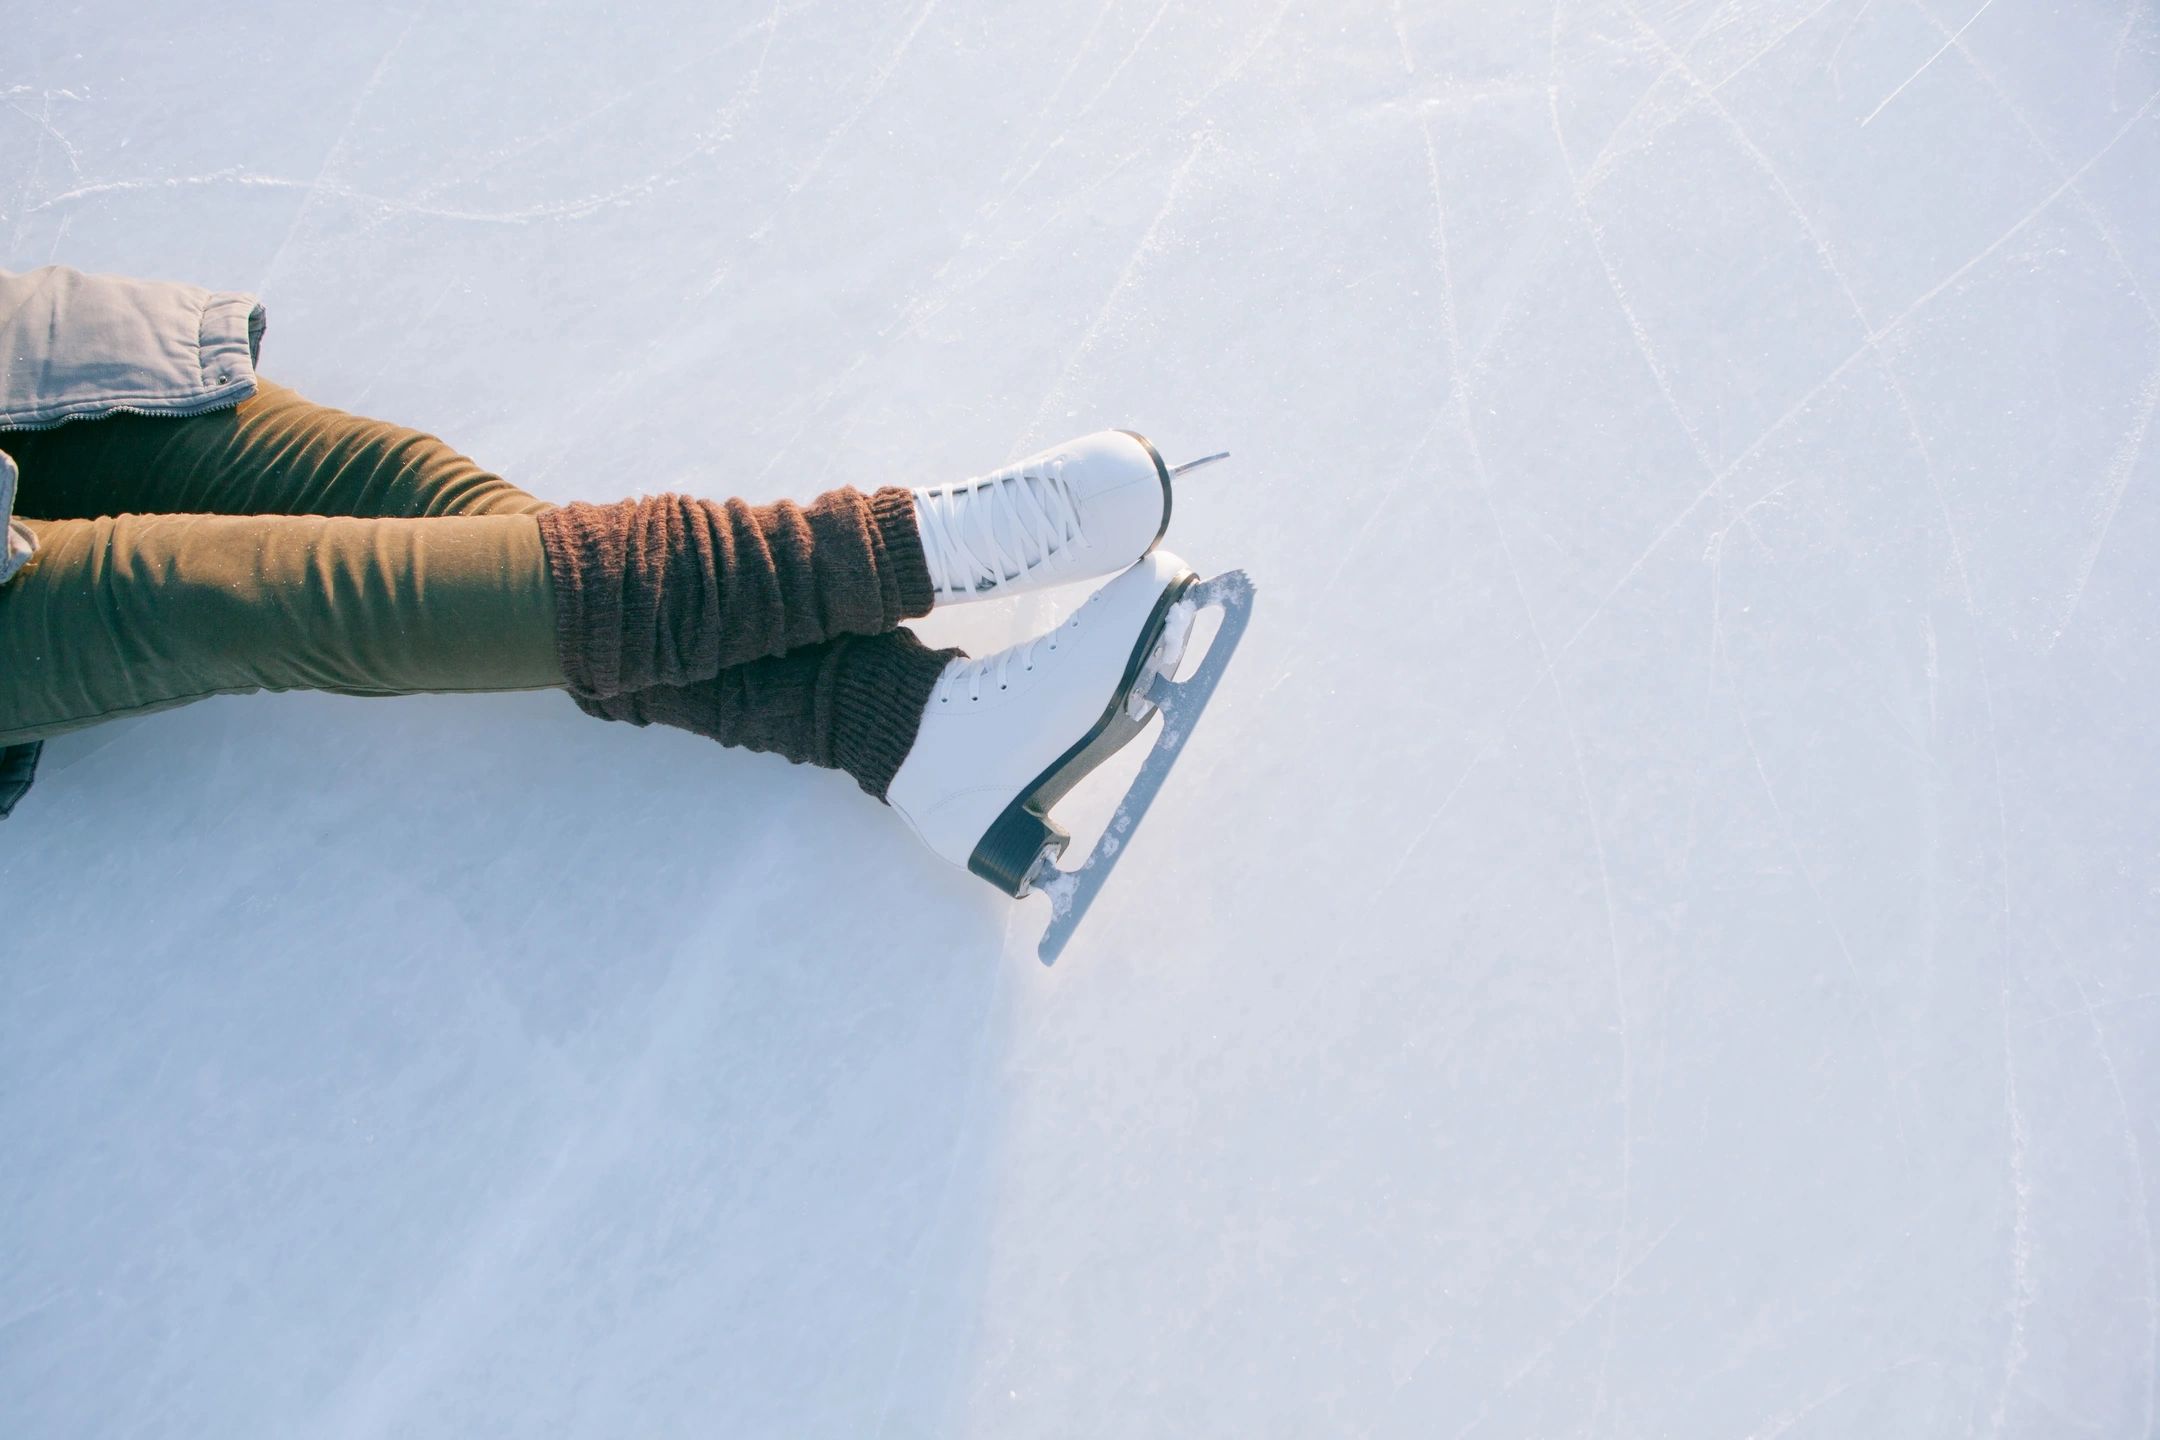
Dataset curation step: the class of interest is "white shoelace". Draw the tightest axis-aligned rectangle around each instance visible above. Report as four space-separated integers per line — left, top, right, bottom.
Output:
930 595 1095 706
931 639 1046 706
915 455 1085 598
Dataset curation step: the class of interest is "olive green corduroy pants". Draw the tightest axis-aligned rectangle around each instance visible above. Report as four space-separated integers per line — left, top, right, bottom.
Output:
0 380 952 810
0 381 564 747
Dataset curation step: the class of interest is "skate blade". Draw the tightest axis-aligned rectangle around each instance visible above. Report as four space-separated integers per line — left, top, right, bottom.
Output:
1026 568 1255 965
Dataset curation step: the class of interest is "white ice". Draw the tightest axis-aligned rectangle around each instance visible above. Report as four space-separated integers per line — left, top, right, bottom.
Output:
4 2 2158 1435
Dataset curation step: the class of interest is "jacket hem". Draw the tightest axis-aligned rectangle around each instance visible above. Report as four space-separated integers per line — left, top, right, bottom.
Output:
0 277 266 430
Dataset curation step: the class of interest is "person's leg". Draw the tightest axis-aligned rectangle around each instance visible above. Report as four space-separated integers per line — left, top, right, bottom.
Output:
0 503 952 798
534 486 930 697
0 381 937 772
3 381 935 693
0 502 953 801
571 628 956 800
0 509 561 745
3 379 553 520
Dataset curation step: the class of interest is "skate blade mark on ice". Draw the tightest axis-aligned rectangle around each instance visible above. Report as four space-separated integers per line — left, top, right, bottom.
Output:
964 569 1255 966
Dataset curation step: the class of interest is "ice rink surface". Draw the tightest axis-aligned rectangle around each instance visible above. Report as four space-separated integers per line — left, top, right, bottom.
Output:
5 1 2158 1434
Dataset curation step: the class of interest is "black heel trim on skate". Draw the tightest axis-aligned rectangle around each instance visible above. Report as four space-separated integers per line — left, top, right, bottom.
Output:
1115 429 1175 554
971 808 1071 896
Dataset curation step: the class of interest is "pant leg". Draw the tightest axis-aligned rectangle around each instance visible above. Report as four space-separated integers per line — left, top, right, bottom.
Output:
0 509 561 746
0 382 938 791
3 382 934 691
2 379 552 521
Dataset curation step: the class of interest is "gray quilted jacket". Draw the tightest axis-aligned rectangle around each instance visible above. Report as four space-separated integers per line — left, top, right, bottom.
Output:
0 265 267 815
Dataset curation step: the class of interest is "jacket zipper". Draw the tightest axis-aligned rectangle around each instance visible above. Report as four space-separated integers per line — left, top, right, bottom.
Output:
5 386 252 430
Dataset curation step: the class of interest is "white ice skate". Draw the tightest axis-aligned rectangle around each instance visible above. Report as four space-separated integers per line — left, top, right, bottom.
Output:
910 431 1227 605
887 549 1256 963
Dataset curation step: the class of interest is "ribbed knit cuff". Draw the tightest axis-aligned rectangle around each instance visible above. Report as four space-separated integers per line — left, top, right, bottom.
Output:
821 628 958 800
868 486 935 620
542 488 934 701
535 499 624 697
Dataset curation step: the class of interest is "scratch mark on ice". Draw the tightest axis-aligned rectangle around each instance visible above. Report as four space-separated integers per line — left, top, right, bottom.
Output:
1727 649 1913 1151
2 90 86 180
1540 82 2160 657
786 0 942 204
1390 0 1417 75
258 6 427 293
1827 0 1878 88
2072 973 2160 1438
1743 1357 1935 1439
1466 0 1853 382
1444 1218 1685 1439
1610 0 1966 647
869 865 1015 1439
988 0 1122 193
1891 0 2160 649
1551 11 1724 487
1612 0 1987 931
1860 0 1998 125
1572 0 1834 196
28 168 670 226
1020 128 1215 446
2053 360 2160 648
705 0 943 293
884 0 1285 348
1544 11 1641 1429
2020 989 2160 1026
981 0 1178 215
1989 990 2033 1438
1909 0 2160 330
2118 0 2157 111
1708 0 1850 96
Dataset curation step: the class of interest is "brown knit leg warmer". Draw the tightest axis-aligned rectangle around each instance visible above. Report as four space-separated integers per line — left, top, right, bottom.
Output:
536 485 933 697
571 628 957 800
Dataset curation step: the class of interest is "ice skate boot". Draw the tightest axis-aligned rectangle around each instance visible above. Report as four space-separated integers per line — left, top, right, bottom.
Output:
910 432 1226 605
887 549 1255 963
